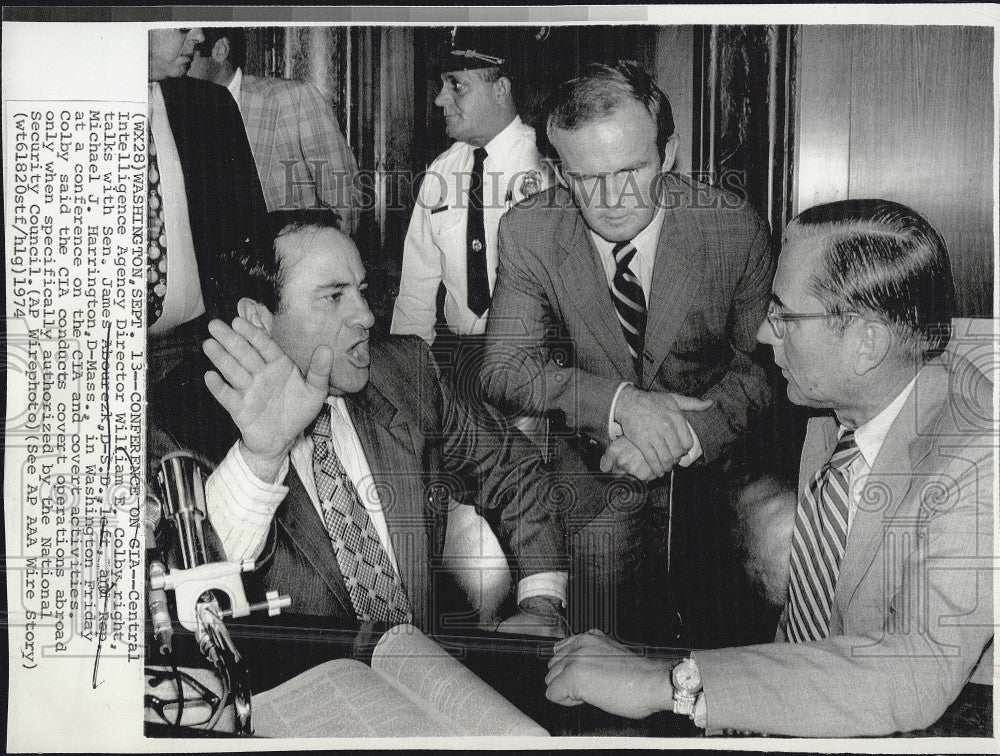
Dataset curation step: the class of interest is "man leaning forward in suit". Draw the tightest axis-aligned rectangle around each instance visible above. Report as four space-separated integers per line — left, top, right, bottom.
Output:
199 210 569 636
483 61 775 645
546 199 994 736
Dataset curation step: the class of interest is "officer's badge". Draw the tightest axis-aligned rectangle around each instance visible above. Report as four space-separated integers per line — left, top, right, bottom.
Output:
520 170 543 198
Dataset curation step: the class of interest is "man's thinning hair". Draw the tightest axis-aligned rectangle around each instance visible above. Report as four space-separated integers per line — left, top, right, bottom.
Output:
242 209 342 312
197 27 247 70
546 60 675 162
787 199 955 363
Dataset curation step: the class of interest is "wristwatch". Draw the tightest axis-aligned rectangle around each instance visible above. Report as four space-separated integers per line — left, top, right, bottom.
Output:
671 657 702 717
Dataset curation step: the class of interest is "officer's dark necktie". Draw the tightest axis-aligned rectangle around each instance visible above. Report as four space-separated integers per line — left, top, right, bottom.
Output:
147 123 168 325
784 428 862 642
466 147 490 317
311 406 412 625
610 241 646 381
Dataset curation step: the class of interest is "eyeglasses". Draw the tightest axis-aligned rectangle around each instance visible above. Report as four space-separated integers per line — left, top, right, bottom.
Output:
145 667 222 728
764 305 859 339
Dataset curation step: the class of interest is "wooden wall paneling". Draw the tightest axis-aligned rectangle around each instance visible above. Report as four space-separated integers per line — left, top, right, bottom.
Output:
654 26 694 176
847 26 993 317
693 25 794 231
349 27 380 270
243 27 284 78
767 25 797 238
413 27 453 169
692 24 804 485
692 26 716 185
379 26 415 294
793 25 852 214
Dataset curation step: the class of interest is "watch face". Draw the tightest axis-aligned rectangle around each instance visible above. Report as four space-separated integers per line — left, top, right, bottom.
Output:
672 660 701 692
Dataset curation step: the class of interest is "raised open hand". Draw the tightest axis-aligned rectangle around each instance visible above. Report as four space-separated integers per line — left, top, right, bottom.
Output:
203 317 332 479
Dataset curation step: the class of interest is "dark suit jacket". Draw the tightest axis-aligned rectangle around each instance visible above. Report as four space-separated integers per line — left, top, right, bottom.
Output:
695 354 994 735
483 173 775 468
158 76 268 324
150 336 566 633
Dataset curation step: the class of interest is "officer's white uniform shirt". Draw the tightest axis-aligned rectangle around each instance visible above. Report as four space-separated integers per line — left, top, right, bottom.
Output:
391 116 552 344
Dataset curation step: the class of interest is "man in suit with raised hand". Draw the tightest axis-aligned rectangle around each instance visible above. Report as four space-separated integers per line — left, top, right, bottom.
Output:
188 27 360 234
195 210 569 636
482 60 775 644
545 199 994 736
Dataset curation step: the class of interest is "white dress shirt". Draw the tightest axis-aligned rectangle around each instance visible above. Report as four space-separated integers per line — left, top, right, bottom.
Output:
148 82 205 335
391 116 553 344
224 66 243 111
845 372 919 533
205 397 566 606
593 206 702 464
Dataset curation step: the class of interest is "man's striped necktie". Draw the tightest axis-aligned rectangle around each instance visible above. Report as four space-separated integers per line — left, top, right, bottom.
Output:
610 241 646 382
784 428 862 642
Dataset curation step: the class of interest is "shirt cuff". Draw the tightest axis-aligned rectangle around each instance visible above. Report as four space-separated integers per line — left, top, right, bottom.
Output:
607 381 633 440
693 691 707 729
205 442 290 562
516 571 568 607
677 421 703 467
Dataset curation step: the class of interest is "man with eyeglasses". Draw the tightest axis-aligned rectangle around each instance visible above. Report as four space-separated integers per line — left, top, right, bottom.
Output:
545 199 993 737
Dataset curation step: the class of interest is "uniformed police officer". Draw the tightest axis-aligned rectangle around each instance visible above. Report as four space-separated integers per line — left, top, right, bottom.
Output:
391 28 551 402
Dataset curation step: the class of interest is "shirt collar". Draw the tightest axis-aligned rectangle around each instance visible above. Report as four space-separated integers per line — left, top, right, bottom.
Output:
587 201 668 264
227 67 243 109
481 115 525 158
851 372 920 467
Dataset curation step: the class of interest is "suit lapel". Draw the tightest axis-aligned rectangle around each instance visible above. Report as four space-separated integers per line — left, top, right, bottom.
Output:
644 180 706 388
835 375 940 614
277 466 354 615
556 210 634 380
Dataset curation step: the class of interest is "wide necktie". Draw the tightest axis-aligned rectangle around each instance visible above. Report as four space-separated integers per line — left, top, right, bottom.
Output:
147 124 168 325
311 407 412 625
466 146 490 317
784 428 862 642
610 241 647 382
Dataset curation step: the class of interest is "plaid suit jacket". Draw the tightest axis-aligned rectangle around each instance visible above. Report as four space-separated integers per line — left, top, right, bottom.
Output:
240 74 359 234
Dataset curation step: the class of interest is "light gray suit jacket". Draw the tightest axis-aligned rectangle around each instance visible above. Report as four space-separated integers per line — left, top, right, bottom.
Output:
483 174 774 466
695 354 994 736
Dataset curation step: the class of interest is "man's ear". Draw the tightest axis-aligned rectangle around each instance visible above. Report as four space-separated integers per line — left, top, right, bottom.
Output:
545 127 569 189
549 159 568 189
237 297 273 333
493 75 512 103
212 36 230 64
660 133 680 173
854 319 892 375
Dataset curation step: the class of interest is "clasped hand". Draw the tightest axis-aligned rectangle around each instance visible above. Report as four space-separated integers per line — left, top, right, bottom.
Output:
202 317 331 482
602 386 713 481
545 629 673 718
